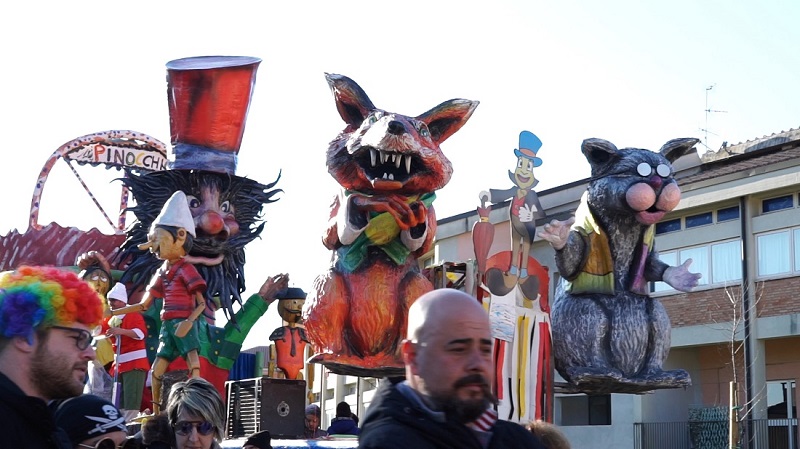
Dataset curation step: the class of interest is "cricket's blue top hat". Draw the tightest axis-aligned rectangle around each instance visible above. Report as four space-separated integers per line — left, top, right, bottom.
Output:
513 130 543 167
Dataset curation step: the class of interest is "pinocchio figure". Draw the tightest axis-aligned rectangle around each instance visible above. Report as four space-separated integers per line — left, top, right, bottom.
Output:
111 190 206 414
269 287 309 380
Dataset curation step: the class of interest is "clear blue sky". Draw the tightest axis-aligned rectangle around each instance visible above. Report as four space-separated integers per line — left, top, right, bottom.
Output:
1 0 798 347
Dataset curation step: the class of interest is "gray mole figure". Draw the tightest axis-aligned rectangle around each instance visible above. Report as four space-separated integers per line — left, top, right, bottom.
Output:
538 137 701 394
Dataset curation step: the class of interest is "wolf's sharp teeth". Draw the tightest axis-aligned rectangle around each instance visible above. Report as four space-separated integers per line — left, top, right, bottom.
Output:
382 172 389 179
370 149 377 167
405 155 411 173
391 154 396 163
380 151 387 164
395 153 402 168
388 173 394 180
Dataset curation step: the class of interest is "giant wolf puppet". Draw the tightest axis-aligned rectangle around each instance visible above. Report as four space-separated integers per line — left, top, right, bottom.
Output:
303 74 479 376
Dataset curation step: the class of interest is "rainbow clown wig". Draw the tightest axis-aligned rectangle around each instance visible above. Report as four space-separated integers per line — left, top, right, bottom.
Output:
0 266 104 341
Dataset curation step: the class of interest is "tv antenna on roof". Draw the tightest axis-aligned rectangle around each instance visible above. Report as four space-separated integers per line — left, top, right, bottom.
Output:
699 84 728 151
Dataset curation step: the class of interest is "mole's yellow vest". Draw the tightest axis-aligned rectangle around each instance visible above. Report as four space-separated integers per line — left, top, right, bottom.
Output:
564 193 655 295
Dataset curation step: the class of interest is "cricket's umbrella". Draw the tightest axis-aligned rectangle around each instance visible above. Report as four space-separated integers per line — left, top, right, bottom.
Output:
472 199 494 301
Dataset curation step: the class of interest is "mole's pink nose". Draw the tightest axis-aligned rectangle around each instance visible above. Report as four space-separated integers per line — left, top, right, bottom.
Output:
656 183 681 212
626 183 656 212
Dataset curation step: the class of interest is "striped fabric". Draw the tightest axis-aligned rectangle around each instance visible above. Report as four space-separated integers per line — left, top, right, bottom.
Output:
467 408 498 432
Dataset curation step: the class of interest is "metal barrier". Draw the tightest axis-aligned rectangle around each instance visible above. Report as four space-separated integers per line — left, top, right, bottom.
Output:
633 419 797 449
633 422 691 449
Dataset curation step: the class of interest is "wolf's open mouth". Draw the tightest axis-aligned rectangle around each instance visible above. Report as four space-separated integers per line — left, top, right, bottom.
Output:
357 146 418 183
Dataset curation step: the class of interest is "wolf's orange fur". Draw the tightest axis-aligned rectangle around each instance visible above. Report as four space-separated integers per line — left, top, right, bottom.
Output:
302 74 478 375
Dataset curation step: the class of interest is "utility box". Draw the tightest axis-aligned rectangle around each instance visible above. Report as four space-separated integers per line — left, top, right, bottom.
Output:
225 377 306 439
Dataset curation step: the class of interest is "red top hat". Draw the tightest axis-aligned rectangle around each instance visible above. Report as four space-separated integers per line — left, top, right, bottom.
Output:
166 55 261 174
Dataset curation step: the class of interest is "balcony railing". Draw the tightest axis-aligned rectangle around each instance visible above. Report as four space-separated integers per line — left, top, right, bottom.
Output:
633 419 798 449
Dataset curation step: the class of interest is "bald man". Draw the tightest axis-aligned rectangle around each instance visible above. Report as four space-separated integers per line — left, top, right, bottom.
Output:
357 289 545 449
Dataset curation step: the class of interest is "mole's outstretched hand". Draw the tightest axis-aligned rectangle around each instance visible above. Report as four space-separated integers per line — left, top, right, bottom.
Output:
537 217 576 250
663 258 702 292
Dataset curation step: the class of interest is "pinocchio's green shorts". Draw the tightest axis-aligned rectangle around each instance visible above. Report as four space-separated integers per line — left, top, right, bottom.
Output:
156 318 200 361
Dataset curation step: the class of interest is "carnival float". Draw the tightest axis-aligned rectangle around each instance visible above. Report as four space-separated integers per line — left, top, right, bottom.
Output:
0 51 701 443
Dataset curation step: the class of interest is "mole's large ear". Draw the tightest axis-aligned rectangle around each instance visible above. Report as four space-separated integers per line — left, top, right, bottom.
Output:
581 138 620 174
326 73 376 128
659 138 700 163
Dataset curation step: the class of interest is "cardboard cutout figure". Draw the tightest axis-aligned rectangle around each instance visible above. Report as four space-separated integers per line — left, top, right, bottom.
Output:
479 131 546 282
472 131 554 422
538 137 701 394
303 74 479 376
112 190 207 414
269 287 309 380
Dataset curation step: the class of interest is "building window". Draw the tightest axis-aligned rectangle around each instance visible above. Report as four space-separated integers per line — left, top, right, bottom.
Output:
680 246 709 286
655 218 681 235
652 239 742 292
762 194 794 213
717 206 740 222
795 229 800 273
686 212 713 228
711 240 742 283
558 394 612 426
652 251 677 292
756 230 794 276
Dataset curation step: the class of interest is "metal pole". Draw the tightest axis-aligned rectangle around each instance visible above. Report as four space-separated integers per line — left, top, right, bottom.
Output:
730 381 739 449
320 365 327 428
739 197 755 449
112 334 122 409
786 382 795 449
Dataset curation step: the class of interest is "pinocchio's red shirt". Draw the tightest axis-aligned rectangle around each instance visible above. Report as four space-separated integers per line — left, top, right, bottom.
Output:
148 258 207 320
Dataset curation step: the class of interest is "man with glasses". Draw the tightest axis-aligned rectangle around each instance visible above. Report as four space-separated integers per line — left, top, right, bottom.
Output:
0 265 105 448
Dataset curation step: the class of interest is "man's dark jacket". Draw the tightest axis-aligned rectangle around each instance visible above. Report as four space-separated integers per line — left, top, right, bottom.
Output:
357 378 546 449
0 372 72 449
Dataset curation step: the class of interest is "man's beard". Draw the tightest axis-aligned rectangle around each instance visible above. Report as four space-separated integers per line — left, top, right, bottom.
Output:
30 340 85 399
429 374 498 424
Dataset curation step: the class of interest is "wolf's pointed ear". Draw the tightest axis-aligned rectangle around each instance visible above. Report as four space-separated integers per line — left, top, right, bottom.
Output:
326 73 376 127
659 138 699 163
417 99 479 145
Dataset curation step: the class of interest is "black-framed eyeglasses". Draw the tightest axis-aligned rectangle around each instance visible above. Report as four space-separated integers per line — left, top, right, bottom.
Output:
174 420 215 436
51 325 94 350
77 437 127 449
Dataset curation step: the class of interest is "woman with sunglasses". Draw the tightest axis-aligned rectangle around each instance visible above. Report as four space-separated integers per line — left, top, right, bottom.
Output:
54 394 131 449
166 377 225 449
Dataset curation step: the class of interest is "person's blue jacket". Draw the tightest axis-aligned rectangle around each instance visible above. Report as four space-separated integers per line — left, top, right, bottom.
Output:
327 417 360 436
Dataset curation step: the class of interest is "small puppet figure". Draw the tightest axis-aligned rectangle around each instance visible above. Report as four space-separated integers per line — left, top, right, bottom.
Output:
78 251 113 297
111 190 207 414
76 251 117 371
268 287 309 380
480 131 546 281
104 282 150 413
